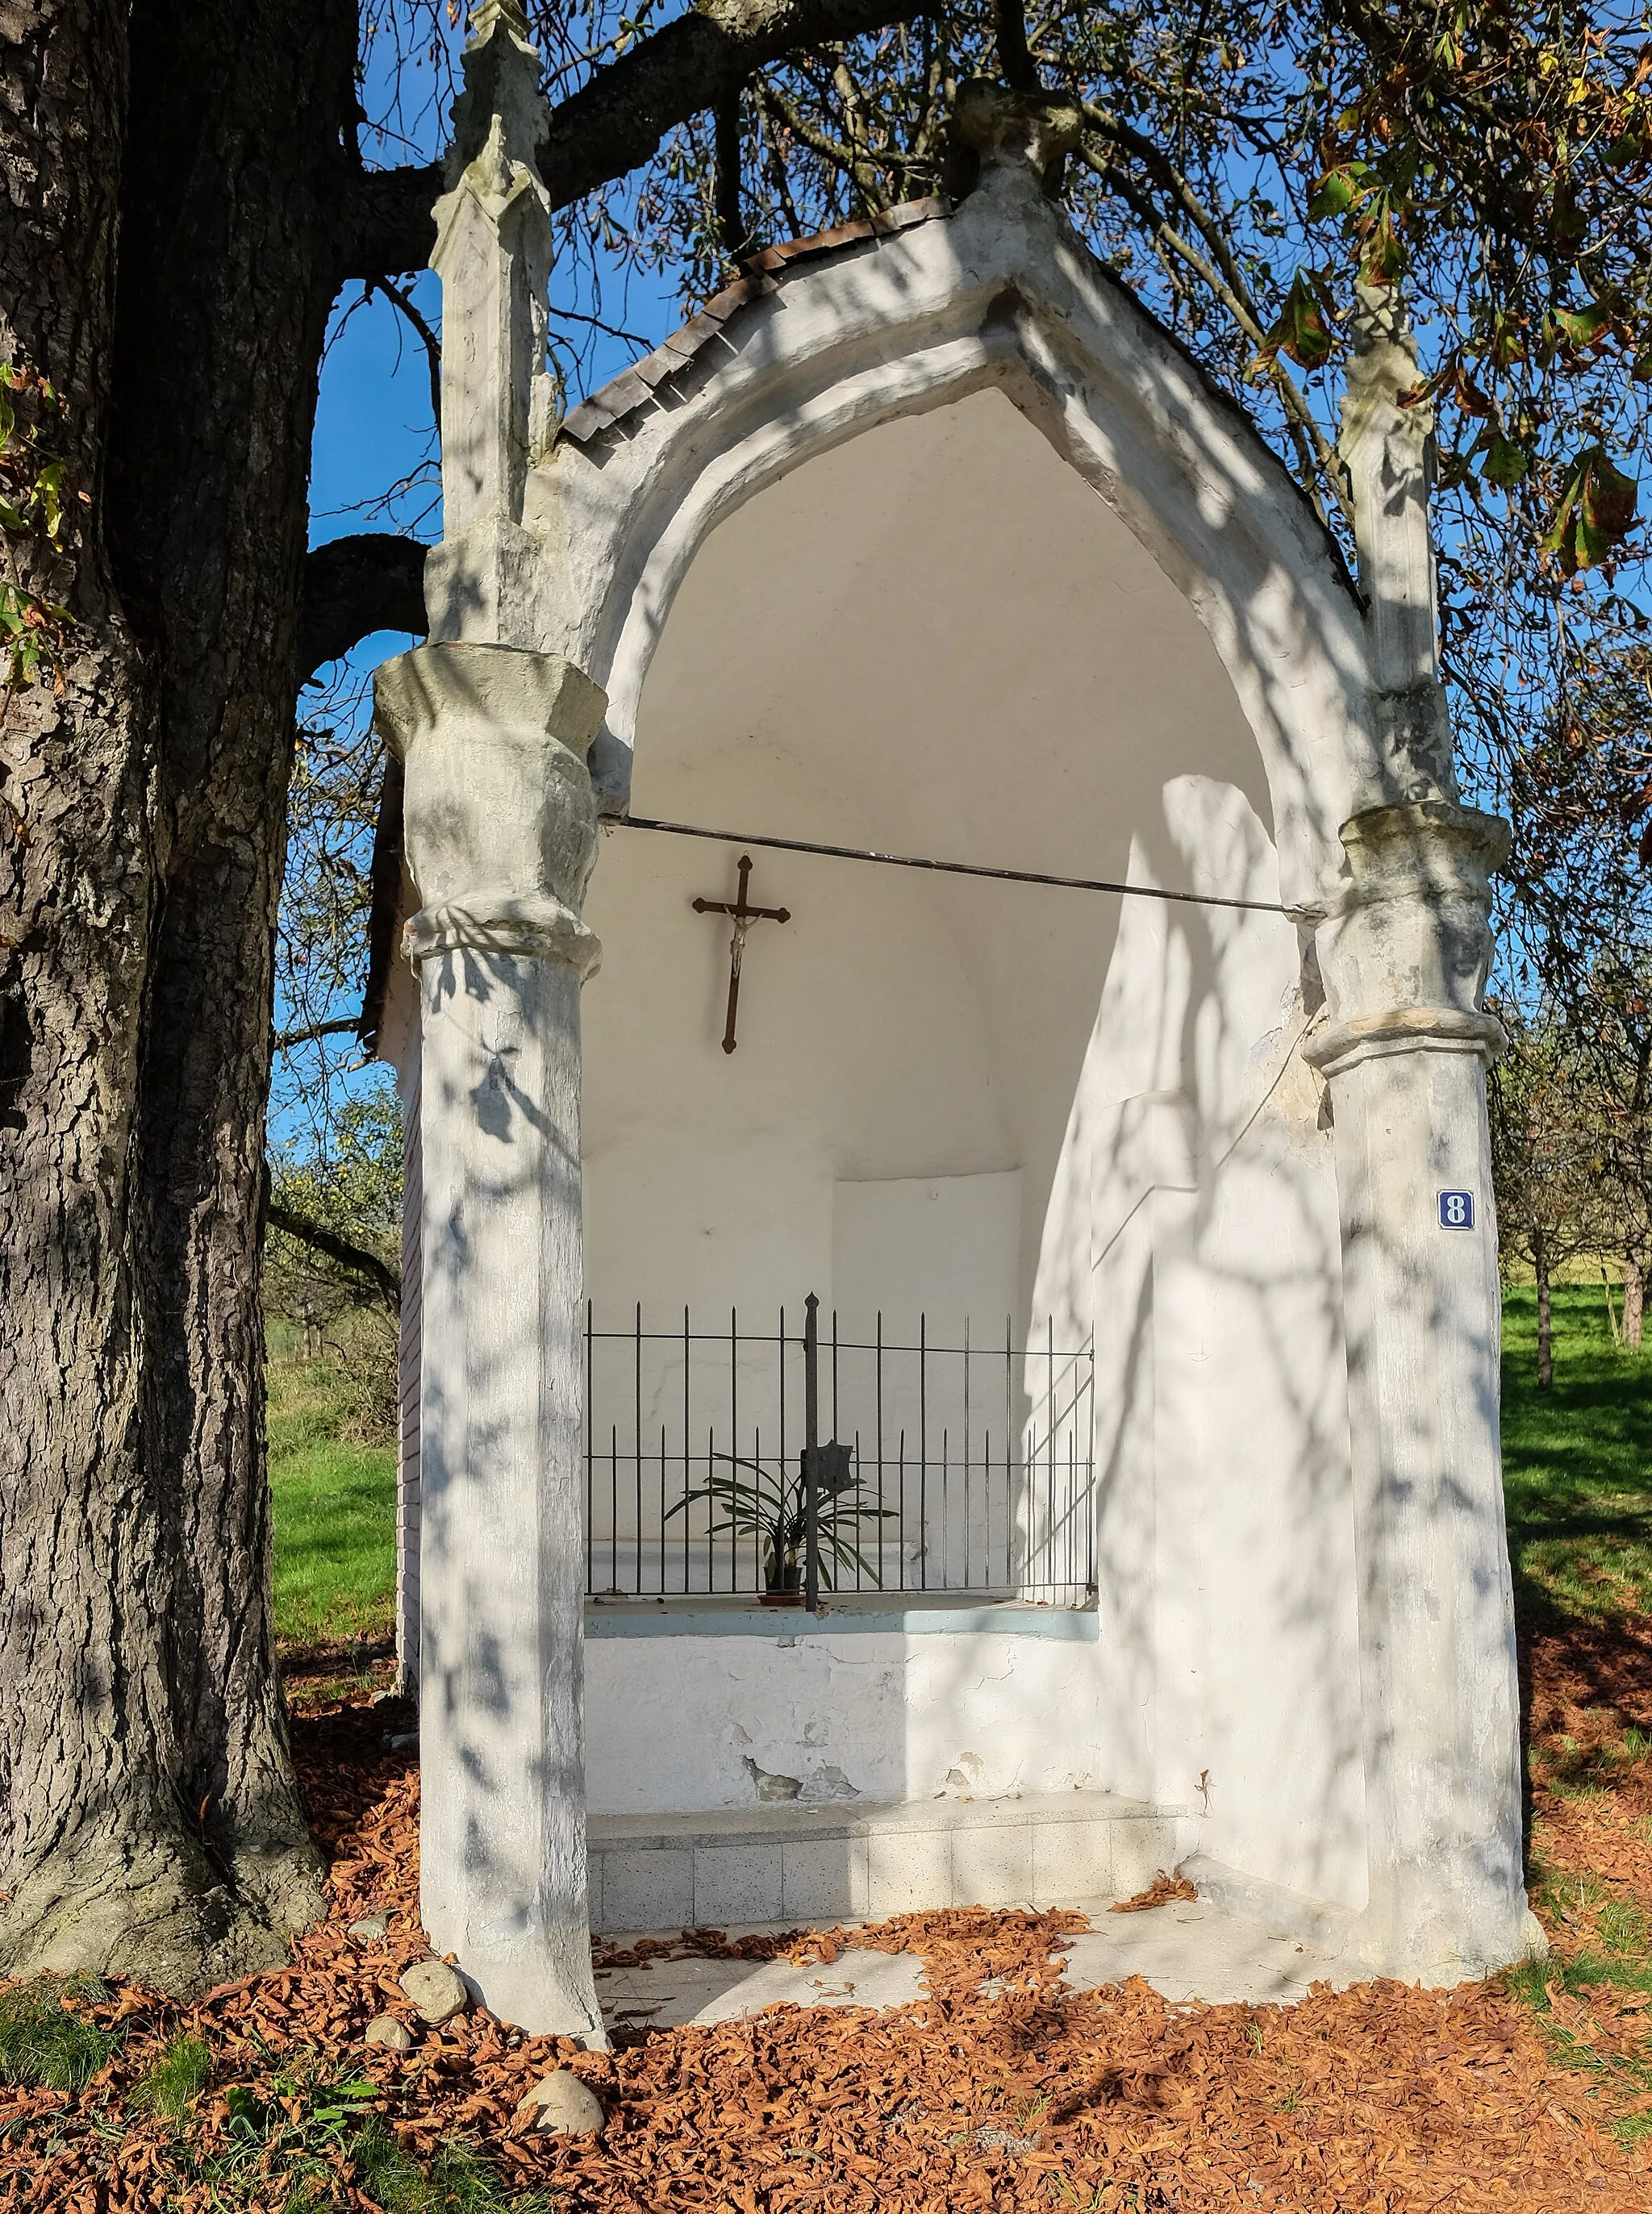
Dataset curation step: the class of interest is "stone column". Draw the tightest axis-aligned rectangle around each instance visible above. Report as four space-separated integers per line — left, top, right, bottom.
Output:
1308 803 1531 1981
373 640 607 2040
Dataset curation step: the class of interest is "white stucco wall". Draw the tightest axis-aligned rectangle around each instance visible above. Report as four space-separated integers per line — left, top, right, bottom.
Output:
1063 781 1364 1909
571 386 1362 1905
584 1613 1112 1816
388 382 1363 1912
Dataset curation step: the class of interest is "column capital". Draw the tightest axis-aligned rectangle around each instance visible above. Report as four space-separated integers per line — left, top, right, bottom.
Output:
1306 798 1508 1076
372 641 605 976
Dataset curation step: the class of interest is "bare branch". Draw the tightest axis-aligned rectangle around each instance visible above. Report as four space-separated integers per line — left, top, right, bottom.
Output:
273 1017 361 1054
267 1201 401 1309
339 162 444 281
993 0 1038 94
1076 136 1352 532
715 90 750 262
338 0 932 281
368 275 443 428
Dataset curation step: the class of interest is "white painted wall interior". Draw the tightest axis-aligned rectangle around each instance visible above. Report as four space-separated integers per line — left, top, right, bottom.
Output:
569 387 1364 1906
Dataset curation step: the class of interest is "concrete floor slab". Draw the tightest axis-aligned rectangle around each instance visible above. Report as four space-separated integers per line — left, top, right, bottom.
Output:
1058 1898 1366 2005
593 1900 1368 2033
594 1945 926 2029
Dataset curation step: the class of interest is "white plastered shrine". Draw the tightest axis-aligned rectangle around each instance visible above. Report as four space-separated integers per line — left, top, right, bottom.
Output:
369 12 1538 2039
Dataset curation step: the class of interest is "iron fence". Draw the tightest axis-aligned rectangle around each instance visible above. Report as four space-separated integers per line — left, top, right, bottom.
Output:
583 1298 1094 1607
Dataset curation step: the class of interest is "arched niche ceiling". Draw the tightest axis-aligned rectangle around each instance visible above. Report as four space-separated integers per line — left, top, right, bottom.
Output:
582 385 1275 1318
627 385 1266 877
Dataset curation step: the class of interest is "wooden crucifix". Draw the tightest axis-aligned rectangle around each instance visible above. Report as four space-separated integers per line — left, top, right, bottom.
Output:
692 853 790 1053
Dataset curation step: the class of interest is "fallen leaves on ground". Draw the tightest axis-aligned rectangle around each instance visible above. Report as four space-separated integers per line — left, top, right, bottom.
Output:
1110 1873 1200 1915
2 1649 1650 2212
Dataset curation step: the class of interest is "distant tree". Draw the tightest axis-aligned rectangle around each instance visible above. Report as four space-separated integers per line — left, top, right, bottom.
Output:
1491 1010 1600 1384
1576 953 1652 1346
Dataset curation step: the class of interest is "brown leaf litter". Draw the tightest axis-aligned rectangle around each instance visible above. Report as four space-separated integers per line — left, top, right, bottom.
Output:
1110 1873 1200 1914
2 1644 1650 2212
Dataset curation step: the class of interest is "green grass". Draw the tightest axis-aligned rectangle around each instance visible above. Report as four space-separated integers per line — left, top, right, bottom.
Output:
268 1358 396 1648
131 2033 213 2122
1500 1284 1652 1624
352 2119 557 2212
0 1980 122 2094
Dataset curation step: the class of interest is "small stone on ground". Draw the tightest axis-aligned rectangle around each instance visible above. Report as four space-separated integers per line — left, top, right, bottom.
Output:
517 2068 605 2134
348 1912 389 1942
364 2014 414 2052
400 1956 469 2023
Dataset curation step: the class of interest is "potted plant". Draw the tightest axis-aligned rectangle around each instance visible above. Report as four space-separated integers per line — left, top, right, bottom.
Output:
665 1442 894 1604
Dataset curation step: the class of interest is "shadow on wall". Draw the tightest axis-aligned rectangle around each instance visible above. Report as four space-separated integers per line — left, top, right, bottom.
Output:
1039 774 1364 1916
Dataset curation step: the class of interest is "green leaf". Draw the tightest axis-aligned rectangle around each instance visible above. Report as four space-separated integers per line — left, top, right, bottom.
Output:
1361 212 1408 286
1308 166 1362 220
1262 270 1335 370
1553 301 1612 351
1579 448 1637 541
1480 434 1529 489
1540 446 1639 573
34 461 62 540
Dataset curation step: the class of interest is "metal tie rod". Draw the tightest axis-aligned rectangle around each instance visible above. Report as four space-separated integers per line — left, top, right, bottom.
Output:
611 813 1298 918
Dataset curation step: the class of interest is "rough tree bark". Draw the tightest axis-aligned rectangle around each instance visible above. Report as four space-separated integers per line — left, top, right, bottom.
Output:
0 0 288 1987
2 0 923 1991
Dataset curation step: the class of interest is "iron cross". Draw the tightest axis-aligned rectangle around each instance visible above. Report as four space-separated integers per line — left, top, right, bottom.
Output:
692 853 790 1053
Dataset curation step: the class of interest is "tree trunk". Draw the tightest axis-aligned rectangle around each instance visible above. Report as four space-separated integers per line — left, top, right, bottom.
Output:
1536 1232 1553 1389
0 0 252 1989
1624 1255 1643 1349
105 0 371 1962
0 0 357 1987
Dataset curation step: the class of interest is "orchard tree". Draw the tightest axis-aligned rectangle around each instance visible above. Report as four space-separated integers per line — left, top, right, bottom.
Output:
5 0 1652 1989
1490 1009 1602 1383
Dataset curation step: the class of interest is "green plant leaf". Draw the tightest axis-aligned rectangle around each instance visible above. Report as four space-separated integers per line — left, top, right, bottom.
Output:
1361 211 1408 286
1554 301 1613 352
34 460 62 540
1308 166 1362 220
1540 446 1639 573
1262 270 1334 370
1481 433 1529 488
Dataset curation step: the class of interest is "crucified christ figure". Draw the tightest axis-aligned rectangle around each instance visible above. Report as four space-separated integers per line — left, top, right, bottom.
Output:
691 853 790 1053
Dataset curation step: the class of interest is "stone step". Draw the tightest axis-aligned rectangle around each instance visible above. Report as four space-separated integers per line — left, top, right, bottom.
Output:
587 1790 1186 1933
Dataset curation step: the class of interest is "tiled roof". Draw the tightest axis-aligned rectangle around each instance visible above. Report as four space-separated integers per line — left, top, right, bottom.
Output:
557 198 951 446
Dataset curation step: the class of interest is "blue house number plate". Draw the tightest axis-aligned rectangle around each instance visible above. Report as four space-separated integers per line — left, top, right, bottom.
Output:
1438 1190 1475 1231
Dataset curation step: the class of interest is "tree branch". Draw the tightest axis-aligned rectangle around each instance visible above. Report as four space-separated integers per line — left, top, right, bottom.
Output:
273 1016 361 1053
266 1202 401 1308
715 90 749 263
338 163 444 282
367 276 442 427
301 534 428 679
541 0 929 211
993 0 1038 93
337 0 931 279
